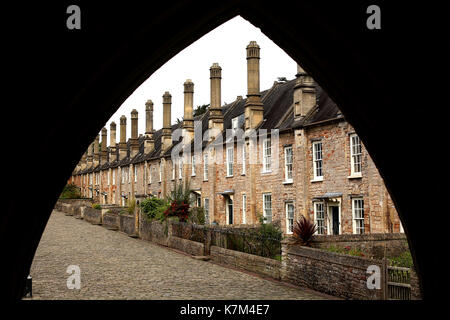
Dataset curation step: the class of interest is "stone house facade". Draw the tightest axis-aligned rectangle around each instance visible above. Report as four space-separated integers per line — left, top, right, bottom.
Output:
70 41 402 236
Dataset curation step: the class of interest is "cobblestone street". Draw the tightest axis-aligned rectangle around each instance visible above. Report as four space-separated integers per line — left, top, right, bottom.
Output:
27 211 327 300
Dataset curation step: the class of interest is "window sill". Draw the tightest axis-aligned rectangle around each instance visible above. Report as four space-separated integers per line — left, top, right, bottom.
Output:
241 173 246 176
226 175 234 178
203 180 208 182
282 181 293 185
261 171 272 174
348 174 362 179
311 177 323 183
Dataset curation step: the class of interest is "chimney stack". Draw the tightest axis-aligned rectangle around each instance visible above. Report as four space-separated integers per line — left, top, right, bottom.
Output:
144 100 155 154
293 64 316 120
86 141 94 167
110 121 117 160
130 109 139 158
208 63 223 139
244 41 264 131
183 79 194 142
101 127 108 164
81 150 87 170
93 134 100 166
161 91 172 152
119 115 127 160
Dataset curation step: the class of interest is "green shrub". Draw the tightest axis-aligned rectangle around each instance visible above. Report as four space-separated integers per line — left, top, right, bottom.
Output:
60 183 81 199
140 197 168 220
126 198 136 215
324 245 368 258
92 203 102 210
388 251 414 269
231 215 283 259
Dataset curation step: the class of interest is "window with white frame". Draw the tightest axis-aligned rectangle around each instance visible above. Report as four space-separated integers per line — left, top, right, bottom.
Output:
172 161 175 180
350 134 362 176
242 143 246 175
89 173 93 184
204 198 210 224
159 162 162 182
129 167 132 183
178 158 182 179
284 146 293 182
312 141 323 180
242 194 247 224
203 154 208 181
112 168 116 185
286 202 295 234
107 169 110 185
262 138 271 172
149 166 152 184
262 193 272 223
191 155 196 176
121 168 125 184
134 166 137 183
226 147 233 176
314 202 326 235
352 198 364 234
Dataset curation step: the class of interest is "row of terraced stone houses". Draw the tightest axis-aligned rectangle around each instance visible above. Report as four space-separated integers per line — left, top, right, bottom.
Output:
69 41 403 236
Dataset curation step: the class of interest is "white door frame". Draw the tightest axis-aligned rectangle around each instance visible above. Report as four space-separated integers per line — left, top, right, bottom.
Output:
327 201 341 235
226 195 234 225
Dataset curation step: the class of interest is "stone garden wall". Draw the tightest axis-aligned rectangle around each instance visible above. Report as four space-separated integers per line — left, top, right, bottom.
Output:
102 212 119 230
210 246 281 280
82 207 102 225
311 233 409 259
119 214 135 236
54 201 420 300
281 240 384 299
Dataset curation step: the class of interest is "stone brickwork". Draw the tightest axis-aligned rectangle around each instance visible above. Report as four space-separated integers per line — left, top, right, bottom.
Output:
311 233 409 260
303 122 400 234
83 207 102 225
210 245 281 280
102 212 119 230
70 41 403 239
169 236 204 256
119 213 135 235
281 240 384 300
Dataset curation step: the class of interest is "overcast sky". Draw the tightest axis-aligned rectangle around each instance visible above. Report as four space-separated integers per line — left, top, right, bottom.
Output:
102 16 297 143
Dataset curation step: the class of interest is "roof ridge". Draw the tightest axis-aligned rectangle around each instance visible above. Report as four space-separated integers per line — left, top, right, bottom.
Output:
261 81 281 103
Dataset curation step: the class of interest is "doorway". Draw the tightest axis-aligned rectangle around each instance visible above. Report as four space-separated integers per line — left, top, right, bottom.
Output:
226 197 233 225
327 203 341 235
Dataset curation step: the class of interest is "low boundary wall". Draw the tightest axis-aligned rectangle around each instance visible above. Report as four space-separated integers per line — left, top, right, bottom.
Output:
54 202 420 300
211 245 281 280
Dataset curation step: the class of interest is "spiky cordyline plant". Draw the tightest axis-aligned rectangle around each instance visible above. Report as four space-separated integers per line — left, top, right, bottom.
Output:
292 215 317 246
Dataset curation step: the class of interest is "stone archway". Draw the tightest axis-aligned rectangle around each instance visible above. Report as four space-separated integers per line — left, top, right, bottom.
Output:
3 1 430 300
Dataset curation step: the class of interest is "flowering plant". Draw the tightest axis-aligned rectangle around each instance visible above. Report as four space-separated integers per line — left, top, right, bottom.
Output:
164 200 190 222
164 179 193 222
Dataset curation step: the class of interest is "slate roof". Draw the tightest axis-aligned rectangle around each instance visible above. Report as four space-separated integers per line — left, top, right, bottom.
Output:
74 77 340 173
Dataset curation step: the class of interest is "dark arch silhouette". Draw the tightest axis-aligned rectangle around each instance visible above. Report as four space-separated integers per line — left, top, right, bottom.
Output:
2 1 432 300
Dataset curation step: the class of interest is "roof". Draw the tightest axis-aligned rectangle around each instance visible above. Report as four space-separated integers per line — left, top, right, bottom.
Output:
76 77 341 172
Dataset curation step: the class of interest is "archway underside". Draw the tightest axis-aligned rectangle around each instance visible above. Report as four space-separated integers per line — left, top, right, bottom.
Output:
3 1 427 300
